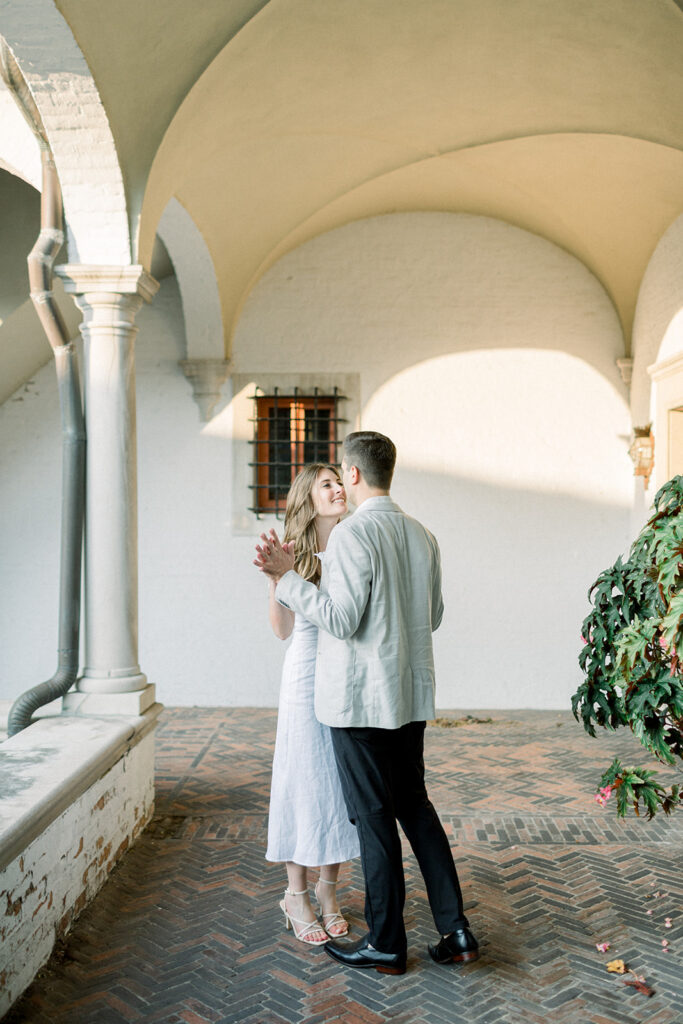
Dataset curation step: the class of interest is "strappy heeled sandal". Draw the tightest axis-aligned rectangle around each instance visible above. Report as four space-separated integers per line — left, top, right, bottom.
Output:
279 888 328 946
315 878 350 938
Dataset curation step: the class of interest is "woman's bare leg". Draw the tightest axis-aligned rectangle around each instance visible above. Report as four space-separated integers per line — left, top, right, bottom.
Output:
317 863 348 936
284 862 327 943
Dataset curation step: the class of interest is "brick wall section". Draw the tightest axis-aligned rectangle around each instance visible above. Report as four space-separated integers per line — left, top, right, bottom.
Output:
0 0 130 263
0 729 155 1016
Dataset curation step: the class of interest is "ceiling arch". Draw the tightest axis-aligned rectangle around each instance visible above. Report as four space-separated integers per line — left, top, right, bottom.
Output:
0 0 130 262
243 133 683 347
54 0 272 242
139 0 683 354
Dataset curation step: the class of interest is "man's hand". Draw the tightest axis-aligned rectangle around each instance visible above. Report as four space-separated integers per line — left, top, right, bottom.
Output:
253 529 295 581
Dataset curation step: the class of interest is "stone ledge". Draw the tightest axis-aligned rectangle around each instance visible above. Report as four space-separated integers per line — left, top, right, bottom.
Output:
0 705 162 871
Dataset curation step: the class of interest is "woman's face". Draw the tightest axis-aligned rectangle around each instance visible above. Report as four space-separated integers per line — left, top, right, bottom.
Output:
312 468 347 519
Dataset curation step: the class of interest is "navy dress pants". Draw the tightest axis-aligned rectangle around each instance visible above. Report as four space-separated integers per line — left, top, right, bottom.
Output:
330 720 468 955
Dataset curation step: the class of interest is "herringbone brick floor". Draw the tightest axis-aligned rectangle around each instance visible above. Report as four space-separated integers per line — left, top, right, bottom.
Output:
4 708 682 1024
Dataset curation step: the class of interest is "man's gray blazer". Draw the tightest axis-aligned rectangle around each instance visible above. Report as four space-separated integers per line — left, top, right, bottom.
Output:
276 495 444 729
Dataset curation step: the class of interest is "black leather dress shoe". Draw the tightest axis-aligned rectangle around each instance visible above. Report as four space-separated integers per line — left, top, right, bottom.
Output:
325 935 407 975
428 926 479 964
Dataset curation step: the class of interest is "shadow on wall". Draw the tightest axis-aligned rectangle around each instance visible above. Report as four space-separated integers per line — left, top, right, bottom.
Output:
390 467 632 711
133 460 632 711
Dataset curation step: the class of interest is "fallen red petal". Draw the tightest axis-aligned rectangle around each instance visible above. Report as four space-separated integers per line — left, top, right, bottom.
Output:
623 979 656 997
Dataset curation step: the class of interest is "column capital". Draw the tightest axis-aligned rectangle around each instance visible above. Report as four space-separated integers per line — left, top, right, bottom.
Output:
616 357 633 385
55 264 159 303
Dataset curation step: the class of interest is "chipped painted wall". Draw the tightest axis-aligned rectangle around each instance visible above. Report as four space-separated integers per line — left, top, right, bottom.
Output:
0 722 154 1015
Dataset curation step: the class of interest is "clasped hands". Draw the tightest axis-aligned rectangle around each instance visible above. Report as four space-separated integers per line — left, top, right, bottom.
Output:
253 529 295 581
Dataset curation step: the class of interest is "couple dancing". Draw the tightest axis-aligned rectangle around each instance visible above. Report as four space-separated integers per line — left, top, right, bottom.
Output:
254 431 478 975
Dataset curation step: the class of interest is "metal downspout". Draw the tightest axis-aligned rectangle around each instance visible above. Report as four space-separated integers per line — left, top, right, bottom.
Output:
2 45 86 736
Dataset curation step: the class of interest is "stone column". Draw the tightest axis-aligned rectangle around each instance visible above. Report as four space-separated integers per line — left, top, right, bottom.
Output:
55 265 159 715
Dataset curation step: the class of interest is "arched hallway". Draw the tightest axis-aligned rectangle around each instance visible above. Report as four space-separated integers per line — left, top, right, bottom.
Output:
2 2 683 1017
6 707 681 1024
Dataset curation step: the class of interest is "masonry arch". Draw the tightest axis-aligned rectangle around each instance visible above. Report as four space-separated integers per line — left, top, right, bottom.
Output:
156 198 224 362
232 211 629 398
155 197 227 421
0 1 130 263
229 211 632 706
632 212 683 417
631 213 683 489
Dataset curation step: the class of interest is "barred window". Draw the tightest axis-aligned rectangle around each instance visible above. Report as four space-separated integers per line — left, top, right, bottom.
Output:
249 387 346 516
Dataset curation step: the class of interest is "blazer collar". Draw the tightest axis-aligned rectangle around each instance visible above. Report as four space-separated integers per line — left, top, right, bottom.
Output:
354 495 402 514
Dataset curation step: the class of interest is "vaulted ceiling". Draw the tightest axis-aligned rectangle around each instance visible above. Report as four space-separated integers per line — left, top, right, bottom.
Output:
2 0 683 370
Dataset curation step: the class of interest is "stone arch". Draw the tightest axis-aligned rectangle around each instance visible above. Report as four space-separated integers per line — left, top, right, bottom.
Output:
0 0 130 263
631 213 683 420
156 197 227 420
233 211 628 399
631 213 683 490
157 198 224 360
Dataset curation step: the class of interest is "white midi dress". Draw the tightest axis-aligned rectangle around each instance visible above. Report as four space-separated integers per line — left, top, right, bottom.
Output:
266 613 361 866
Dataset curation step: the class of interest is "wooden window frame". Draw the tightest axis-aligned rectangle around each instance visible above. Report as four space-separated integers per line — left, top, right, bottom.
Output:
249 387 344 516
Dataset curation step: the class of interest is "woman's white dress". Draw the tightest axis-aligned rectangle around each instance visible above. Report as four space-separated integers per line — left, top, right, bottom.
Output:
266 612 361 866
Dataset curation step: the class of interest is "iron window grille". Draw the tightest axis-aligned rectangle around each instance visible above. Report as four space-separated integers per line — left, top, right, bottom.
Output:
248 386 347 517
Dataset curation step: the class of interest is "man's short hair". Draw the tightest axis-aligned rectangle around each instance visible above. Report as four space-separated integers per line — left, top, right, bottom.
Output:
343 431 396 490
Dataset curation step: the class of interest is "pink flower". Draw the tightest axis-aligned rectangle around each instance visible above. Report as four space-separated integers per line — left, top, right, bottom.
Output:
662 939 669 947
665 918 672 928
596 941 611 952
594 785 613 807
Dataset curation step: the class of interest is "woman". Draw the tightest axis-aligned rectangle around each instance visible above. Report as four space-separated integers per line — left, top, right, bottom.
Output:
260 463 360 946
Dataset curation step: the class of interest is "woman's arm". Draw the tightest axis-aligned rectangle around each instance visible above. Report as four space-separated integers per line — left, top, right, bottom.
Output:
268 578 295 639
276 525 372 640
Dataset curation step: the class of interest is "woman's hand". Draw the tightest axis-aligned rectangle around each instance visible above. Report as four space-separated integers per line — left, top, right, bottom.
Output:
254 530 295 581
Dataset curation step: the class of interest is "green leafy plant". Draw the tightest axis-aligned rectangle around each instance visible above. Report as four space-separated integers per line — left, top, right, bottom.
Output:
572 476 683 818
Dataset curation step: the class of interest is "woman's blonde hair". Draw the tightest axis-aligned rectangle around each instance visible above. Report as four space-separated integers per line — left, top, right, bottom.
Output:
283 463 342 585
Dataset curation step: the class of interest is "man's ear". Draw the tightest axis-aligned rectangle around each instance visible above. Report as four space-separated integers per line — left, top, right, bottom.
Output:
349 465 361 485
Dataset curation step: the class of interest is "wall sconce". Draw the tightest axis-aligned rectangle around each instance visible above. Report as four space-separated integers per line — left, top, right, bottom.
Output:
629 425 654 487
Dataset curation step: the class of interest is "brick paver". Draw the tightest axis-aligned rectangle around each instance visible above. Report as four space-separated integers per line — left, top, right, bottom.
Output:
5 708 682 1024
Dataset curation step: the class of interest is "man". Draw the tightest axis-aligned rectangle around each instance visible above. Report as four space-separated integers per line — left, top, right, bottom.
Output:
255 431 478 975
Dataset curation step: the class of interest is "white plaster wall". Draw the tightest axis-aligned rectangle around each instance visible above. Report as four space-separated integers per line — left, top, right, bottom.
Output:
0 357 62 694
229 214 633 709
0 277 256 706
135 278 266 705
0 214 634 709
366 351 630 707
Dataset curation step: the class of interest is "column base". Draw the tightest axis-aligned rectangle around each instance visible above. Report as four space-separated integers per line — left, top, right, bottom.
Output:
78 671 148 694
62 684 156 717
